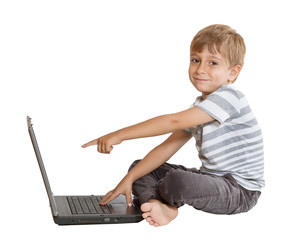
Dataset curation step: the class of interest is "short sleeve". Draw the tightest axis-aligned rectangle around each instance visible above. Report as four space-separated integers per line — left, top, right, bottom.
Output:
182 128 193 135
197 85 241 124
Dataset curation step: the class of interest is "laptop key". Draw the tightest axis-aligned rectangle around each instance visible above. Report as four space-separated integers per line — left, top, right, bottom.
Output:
67 197 77 214
90 196 103 214
100 204 111 214
72 197 83 214
78 197 90 214
85 197 97 214
97 196 111 214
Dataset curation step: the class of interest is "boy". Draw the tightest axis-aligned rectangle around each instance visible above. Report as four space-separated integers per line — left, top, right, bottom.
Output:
82 24 264 227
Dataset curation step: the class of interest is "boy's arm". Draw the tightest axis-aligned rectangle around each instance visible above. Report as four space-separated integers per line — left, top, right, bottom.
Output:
82 107 213 153
99 130 192 206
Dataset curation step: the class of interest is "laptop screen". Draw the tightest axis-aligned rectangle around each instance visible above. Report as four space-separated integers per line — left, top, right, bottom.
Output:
27 116 58 217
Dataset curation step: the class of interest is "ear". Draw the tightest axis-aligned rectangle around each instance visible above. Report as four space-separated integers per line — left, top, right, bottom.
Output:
228 65 242 83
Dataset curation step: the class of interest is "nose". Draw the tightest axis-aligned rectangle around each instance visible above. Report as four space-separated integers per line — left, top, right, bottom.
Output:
196 62 206 75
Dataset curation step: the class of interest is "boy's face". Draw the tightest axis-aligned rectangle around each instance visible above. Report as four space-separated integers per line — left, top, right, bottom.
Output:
189 46 241 99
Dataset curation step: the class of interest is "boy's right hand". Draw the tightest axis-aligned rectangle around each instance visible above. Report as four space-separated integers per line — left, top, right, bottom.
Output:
82 131 122 153
99 175 133 207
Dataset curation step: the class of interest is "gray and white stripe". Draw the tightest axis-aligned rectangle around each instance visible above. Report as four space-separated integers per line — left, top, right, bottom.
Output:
186 85 264 191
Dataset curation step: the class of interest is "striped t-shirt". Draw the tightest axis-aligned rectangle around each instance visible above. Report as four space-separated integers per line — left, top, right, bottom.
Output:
185 85 264 191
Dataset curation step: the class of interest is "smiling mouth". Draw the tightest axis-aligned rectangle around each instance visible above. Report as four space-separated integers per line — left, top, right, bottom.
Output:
195 78 210 82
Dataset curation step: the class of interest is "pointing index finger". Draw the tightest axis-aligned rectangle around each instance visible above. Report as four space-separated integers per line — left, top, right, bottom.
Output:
82 139 98 148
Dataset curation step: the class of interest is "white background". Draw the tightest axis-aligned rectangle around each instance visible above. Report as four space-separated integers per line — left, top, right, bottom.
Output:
1 0 293 239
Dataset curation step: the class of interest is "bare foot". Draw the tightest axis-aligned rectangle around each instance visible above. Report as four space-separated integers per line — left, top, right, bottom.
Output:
140 199 178 227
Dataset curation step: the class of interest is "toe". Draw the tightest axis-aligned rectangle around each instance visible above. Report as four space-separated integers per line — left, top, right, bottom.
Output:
148 220 155 226
141 202 152 212
142 212 150 219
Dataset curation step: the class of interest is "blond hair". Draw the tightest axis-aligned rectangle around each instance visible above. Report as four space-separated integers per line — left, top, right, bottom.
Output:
190 24 246 68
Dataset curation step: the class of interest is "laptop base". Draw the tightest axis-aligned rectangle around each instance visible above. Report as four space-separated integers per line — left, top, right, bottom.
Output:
53 195 143 225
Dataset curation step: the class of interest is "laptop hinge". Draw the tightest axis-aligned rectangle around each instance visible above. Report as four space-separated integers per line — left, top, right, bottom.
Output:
51 192 59 217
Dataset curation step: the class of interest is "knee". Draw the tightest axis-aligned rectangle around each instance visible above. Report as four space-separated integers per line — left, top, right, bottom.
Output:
158 169 188 203
128 159 141 172
161 169 187 187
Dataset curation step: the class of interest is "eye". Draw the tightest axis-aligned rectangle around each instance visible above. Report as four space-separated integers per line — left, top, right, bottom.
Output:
191 59 200 63
209 61 218 66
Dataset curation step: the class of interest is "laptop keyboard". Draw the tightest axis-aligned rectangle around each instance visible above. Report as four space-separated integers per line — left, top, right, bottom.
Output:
67 196 112 215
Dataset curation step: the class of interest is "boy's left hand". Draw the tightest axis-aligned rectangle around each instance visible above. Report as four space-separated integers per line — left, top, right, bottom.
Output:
82 132 122 153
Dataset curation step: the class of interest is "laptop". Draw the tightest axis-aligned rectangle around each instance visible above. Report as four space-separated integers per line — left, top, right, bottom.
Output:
27 116 143 225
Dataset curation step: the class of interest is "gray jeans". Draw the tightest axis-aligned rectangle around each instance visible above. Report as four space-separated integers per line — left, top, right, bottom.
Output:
129 160 261 215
